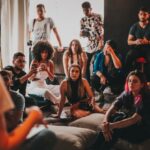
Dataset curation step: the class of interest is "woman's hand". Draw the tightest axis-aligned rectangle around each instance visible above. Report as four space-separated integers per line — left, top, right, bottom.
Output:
101 122 113 142
88 97 95 109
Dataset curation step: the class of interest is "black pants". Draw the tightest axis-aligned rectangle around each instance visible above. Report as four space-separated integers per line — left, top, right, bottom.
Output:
86 52 96 84
93 124 150 150
125 46 150 81
25 96 37 107
91 74 124 94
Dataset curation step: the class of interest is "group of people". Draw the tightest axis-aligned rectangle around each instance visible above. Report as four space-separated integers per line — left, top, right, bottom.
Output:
0 1 150 150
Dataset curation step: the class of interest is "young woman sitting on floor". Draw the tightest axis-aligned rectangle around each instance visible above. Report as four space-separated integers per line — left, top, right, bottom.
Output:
58 64 105 119
93 70 150 150
28 41 60 105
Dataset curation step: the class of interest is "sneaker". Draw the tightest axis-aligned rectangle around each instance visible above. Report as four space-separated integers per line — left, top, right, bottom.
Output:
103 86 113 95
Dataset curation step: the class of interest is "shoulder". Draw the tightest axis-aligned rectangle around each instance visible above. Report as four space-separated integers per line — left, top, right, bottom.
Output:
4 65 14 72
81 51 87 57
9 90 25 110
9 90 25 103
31 59 38 64
147 23 150 29
117 91 133 103
93 13 101 18
60 80 68 89
10 90 24 98
64 50 69 57
46 17 54 23
81 16 87 22
130 22 139 30
96 51 104 59
82 78 89 85
48 60 54 66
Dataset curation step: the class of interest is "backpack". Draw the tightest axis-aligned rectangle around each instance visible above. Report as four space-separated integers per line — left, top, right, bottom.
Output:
32 18 36 31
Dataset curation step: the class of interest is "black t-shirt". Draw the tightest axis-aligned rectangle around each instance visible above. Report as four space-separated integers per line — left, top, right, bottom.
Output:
4 66 27 96
113 91 150 126
129 22 150 49
129 22 150 40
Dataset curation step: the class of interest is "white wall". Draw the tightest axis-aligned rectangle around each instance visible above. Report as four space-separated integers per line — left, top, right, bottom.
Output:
29 0 104 47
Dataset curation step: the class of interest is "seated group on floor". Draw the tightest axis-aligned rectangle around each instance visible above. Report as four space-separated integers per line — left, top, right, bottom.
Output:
0 3 150 150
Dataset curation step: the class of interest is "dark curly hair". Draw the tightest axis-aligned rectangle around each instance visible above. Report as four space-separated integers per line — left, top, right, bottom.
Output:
33 41 54 62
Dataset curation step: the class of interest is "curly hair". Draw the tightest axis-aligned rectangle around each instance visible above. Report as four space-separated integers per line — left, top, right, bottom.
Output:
33 41 54 62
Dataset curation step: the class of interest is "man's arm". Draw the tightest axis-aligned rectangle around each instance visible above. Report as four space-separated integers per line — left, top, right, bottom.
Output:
53 28 63 51
128 34 138 45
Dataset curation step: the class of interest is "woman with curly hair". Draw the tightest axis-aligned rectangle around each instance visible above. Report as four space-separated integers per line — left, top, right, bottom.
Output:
27 41 60 104
63 39 87 78
58 64 105 119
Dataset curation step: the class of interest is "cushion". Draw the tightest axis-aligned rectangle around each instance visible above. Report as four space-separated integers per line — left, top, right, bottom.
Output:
27 125 97 150
69 113 105 131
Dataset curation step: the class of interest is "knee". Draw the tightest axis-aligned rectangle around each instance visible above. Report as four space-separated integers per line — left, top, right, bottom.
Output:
44 90 51 98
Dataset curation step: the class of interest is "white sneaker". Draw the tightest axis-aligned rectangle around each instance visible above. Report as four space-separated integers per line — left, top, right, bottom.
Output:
103 86 113 95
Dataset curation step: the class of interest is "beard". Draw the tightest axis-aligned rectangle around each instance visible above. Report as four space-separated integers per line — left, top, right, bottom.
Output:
14 66 23 71
140 18 147 23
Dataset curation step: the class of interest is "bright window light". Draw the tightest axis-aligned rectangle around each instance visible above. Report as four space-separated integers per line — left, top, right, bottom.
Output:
29 0 104 47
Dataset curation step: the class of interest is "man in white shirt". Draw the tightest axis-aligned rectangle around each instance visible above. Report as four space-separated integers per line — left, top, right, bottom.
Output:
29 3 63 59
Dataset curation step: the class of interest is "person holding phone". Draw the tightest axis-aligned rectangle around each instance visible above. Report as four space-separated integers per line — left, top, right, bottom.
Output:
28 41 60 105
91 40 124 95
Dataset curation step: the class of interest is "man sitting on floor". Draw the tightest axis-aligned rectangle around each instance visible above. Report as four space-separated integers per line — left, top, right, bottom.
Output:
4 52 37 107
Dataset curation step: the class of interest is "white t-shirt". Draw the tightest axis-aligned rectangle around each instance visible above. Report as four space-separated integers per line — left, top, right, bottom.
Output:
29 17 55 46
0 76 14 114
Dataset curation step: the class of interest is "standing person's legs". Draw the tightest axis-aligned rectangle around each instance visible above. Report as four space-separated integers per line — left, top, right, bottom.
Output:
86 52 95 84
20 129 57 150
125 48 140 76
91 74 101 92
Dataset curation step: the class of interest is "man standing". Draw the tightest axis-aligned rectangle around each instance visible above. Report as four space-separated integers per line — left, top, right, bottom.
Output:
29 3 63 57
80 1 104 83
126 7 150 81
